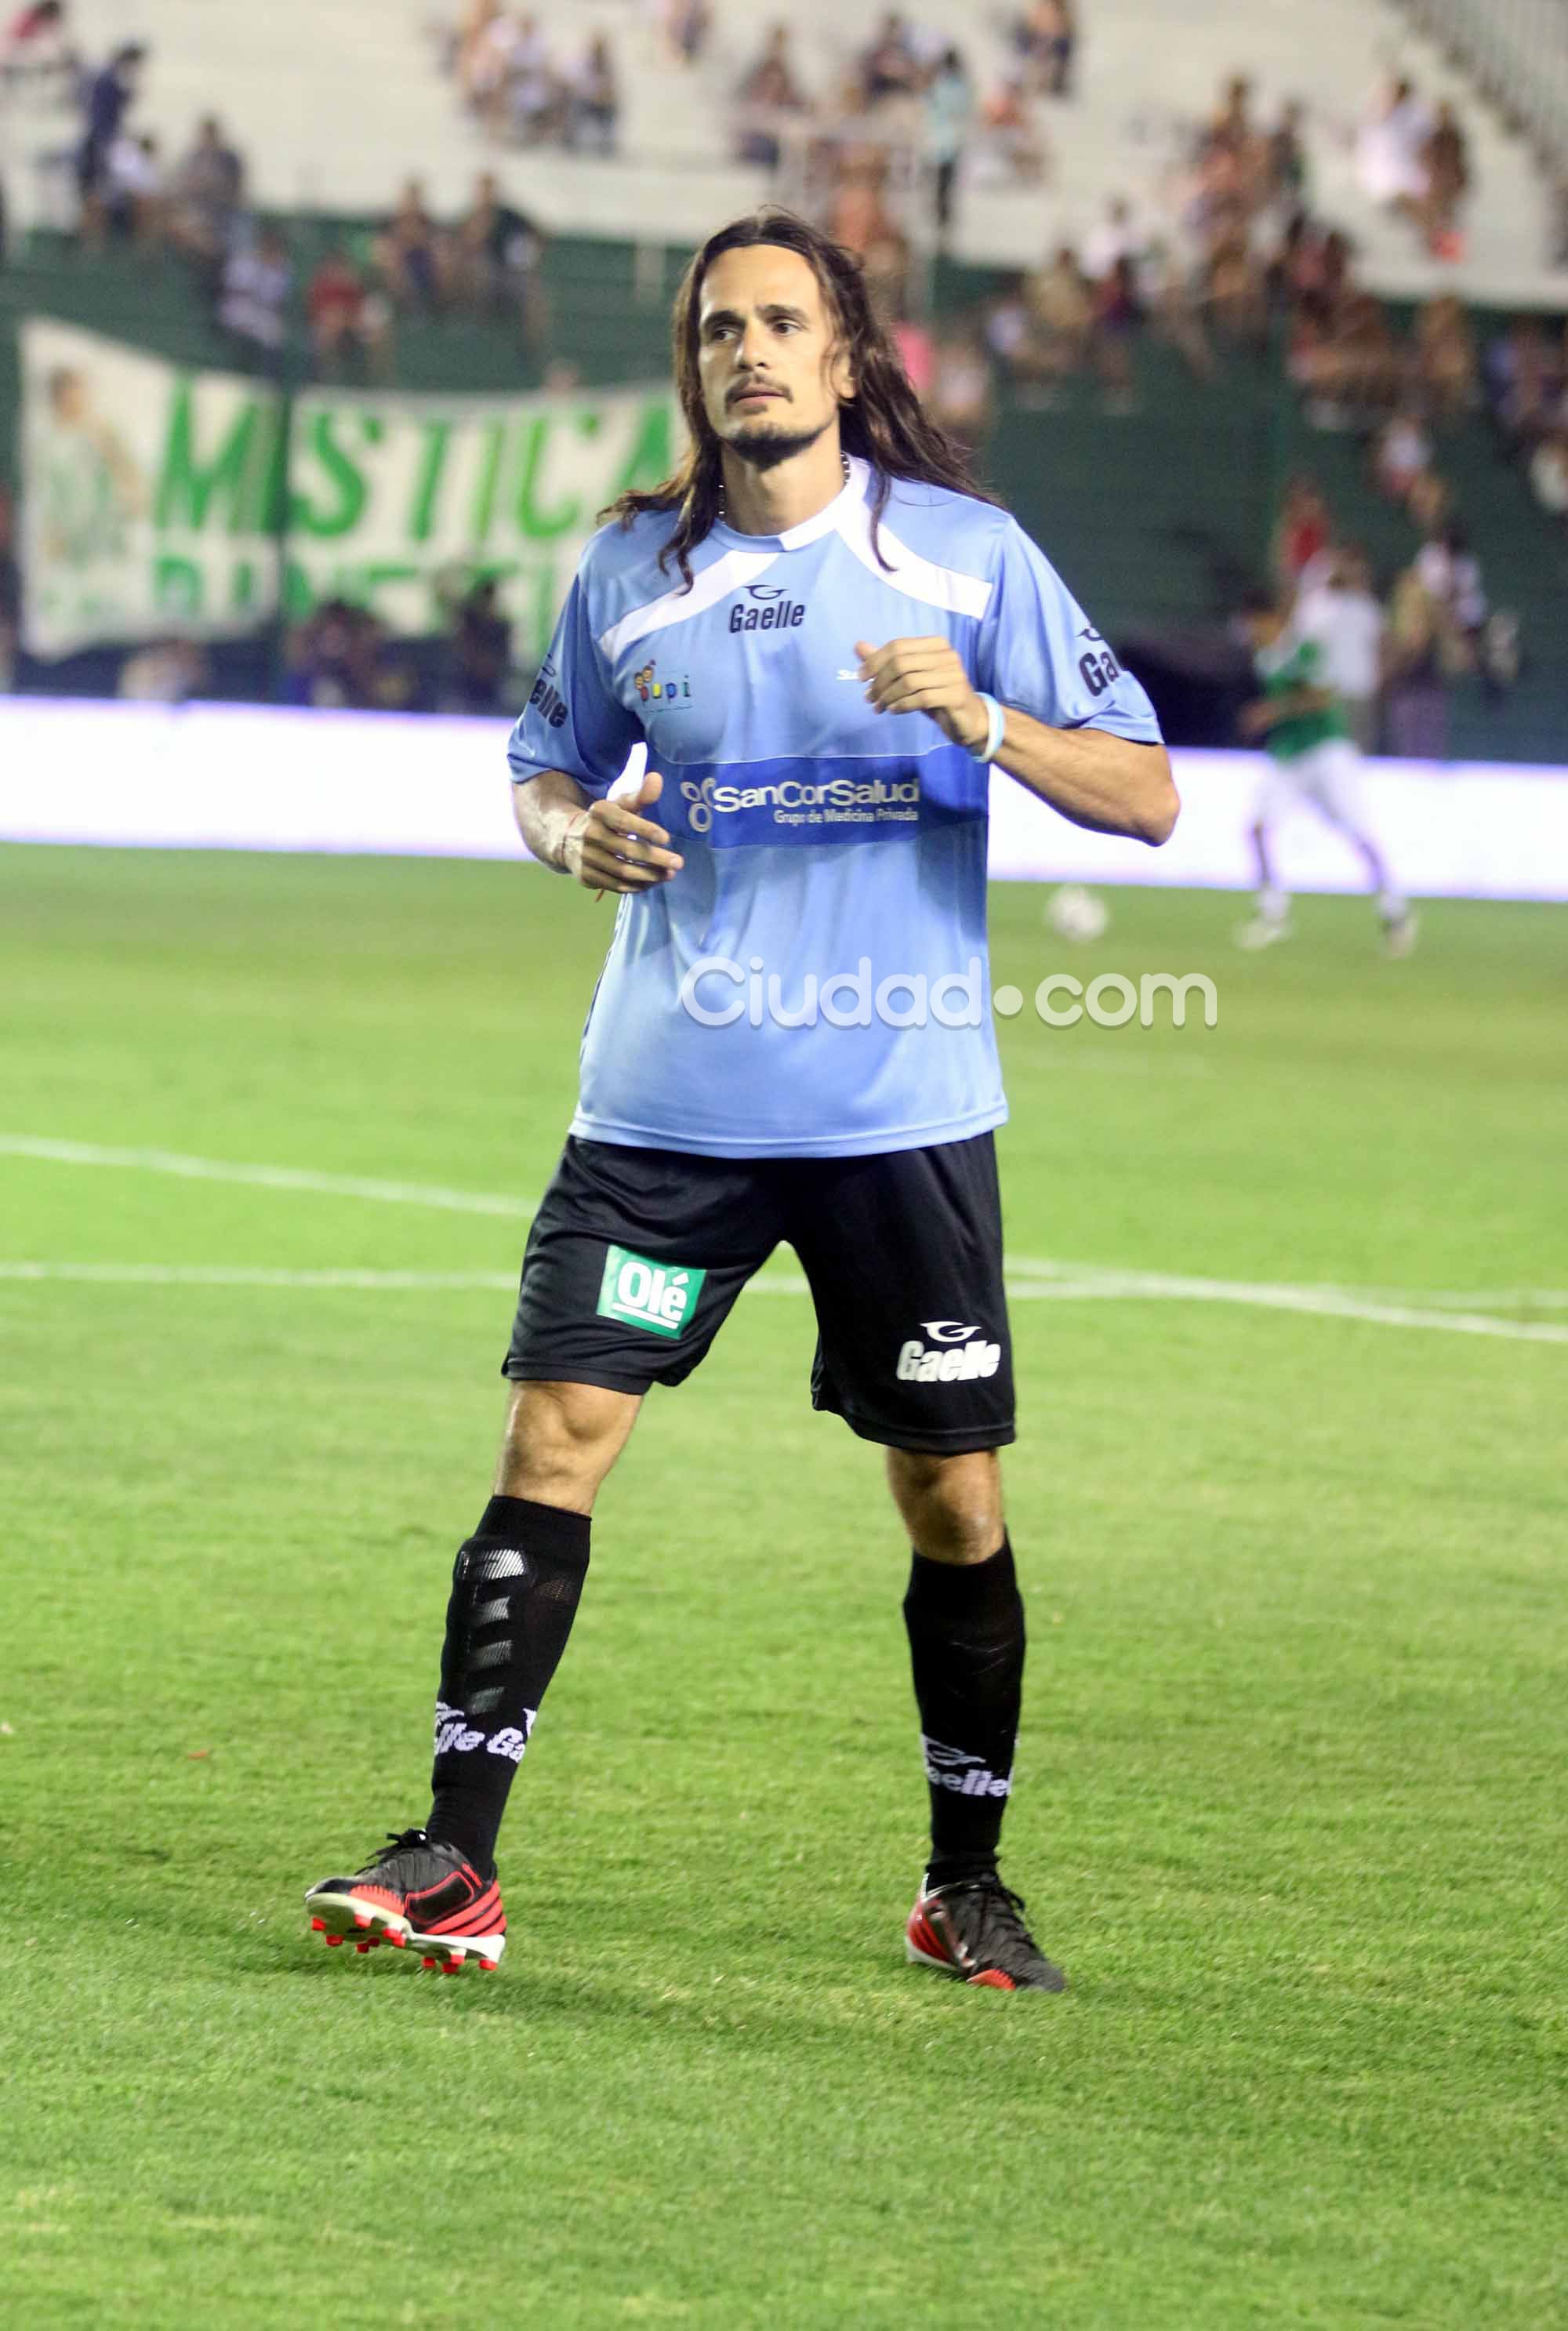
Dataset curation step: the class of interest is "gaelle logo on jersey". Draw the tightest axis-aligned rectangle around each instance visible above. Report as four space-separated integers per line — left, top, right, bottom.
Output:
632 659 692 706
528 655 568 730
729 582 808 634
895 1321 1002 1382
1076 624 1124 700
920 1735 1012 1798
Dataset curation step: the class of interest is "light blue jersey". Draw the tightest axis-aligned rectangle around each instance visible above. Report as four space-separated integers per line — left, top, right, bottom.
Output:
507 456 1161 1158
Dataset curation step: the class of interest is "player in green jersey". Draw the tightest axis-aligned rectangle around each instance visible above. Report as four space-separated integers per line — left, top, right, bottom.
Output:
1235 592 1416 956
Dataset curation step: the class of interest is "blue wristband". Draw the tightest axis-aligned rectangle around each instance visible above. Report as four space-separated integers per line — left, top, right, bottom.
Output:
969 692 1005 764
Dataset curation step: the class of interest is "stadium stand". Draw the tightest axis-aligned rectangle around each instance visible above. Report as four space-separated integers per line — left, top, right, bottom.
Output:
2 0 1565 753
5 0 1564 292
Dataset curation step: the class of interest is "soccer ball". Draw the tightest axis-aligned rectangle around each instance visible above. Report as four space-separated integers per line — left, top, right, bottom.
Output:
1045 884 1110 943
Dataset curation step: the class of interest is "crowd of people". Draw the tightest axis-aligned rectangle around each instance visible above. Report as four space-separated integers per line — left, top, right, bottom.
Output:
0 19 550 376
447 4 623 154
1483 313 1568 534
728 12 1071 205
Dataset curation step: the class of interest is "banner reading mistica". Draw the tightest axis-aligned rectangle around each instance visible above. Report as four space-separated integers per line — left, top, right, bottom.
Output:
18 318 678 660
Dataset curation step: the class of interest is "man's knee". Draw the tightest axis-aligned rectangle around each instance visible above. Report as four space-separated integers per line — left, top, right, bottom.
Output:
495 1379 640 1513
886 1447 1004 1564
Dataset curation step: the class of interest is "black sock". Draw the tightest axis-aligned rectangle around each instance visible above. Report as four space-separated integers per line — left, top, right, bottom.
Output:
902 1537 1025 1889
426 1494 590 1879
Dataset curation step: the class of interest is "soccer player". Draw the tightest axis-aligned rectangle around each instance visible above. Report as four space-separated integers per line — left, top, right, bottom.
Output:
1234 589 1417 955
306 209 1178 1992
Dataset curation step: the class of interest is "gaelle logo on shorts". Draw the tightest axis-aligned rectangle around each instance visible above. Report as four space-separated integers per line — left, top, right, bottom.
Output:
896 1322 1001 1382
920 1734 1012 1798
596 1243 707 1339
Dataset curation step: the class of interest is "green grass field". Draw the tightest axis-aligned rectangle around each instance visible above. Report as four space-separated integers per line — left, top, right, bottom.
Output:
3 844 1566 2329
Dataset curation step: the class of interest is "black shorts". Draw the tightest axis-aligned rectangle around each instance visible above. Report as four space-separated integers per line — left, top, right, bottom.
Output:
503 1132 1014 1454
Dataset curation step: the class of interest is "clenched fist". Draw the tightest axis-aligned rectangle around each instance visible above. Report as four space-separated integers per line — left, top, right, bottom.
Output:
565 768 686 895
855 636 990 753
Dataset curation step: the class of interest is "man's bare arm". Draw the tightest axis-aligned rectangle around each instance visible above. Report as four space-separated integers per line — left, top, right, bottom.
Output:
855 635 1179 847
513 768 684 892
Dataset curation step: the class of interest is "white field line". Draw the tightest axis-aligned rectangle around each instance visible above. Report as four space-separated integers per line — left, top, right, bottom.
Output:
2 1260 1566 1345
0 1262 520 1291
0 1135 534 1218
3 1136 1564 1345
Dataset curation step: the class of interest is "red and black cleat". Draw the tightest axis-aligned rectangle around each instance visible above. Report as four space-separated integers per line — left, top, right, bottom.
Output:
305 1829 505 1972
905 1875 1067 1993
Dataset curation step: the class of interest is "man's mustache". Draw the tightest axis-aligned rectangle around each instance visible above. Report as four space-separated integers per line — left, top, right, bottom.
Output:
728 380 791 404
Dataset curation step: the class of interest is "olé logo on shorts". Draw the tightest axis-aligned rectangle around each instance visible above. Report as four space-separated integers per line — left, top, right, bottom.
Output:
596 1243 706 1338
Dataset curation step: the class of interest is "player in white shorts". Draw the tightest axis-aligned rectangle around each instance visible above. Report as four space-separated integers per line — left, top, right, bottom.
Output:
1234 590 1416 956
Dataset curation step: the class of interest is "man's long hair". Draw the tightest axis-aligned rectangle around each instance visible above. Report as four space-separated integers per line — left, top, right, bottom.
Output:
602 208 996 587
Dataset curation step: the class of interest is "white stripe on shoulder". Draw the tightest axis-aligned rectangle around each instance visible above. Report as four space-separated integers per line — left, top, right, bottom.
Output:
833 492 993 620
597 547 782 663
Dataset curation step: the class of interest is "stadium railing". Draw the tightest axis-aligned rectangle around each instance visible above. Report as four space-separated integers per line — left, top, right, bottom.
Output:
1397 0 1568 174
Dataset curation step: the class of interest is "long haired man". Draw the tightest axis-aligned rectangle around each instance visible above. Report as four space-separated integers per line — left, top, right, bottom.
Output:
307 210 1178 1992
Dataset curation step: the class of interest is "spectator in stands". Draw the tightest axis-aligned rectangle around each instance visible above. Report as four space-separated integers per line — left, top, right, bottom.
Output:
218 227 293 367
1265 100 1308 210
75 42 145 241
453 172 543 339
167 116 245 274
734 27 810 169
975 74 1046 185
118 636 209 703
1373 407 1432 505
3 0 76 93
1294 546 1385 752
1413 294 1476 419
1023 245 1094 384
449 576 513 714
926 46 971 238
1011 0 1073 99
1269 476 1332 599
1483 315 1556 451
826 159 909 318
1294 289 1400 427
498 15 559 146
1416 519 1486 651
1530 430 1568 522
927 328 994 456
1081 196 1141 286
1420 101 1469 259
1203 225 1267 354
1384 561 1461 760
376 179 452 312
103 129 163 245
0 484 19 692
307 246 392 380
455 0 496 96
463 6 517 125
566 34 619 155
859 13 920 107
1356 76 1432 219
660 0 711 68
1093 255 1143 411
1142 238 1215 379
283 598 381 710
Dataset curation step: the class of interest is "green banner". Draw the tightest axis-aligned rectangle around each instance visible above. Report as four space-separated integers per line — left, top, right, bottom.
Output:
20 318 678 662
